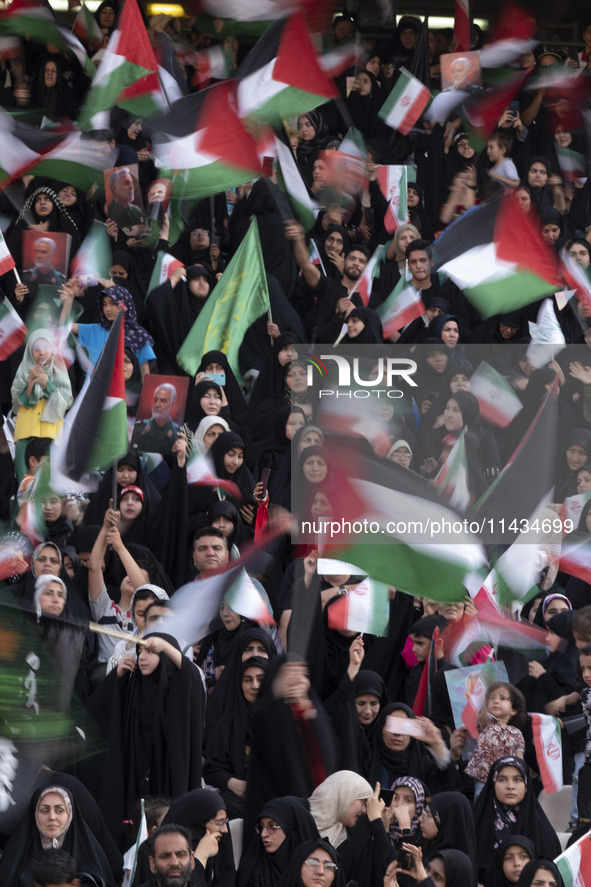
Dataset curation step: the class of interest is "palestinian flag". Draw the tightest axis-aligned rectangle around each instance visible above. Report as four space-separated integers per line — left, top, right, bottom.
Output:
469 361 523 427
530 712 563 793
454 0 471 52
377 277 425 337
377 165 409 235
235 12 337 124
471 385 558 545
146 252 185 300
432 192 562 318
224 568 274 624
479 1 538 68
22 132 116 195
463 67 533 143
153 80 262 201
324 439 487 602
72 3 103 52
351 244 385 307
77 0 166 130
319 43 359 78
327 577 389 637
434 429 470 512
0 298 26 360
0 0 94 75
274 134 319 232
378 67 431 136
191 0 332 39
70 221 112 283
556 143 587 184
52 312 127 482
0 130 40 186
555 832 591 887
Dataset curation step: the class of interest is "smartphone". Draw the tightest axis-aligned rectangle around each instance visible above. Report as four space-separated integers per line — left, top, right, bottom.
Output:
206 373 226 387
259 467 271 495
508 100 519 118
398 850 414 871
379 788 394 806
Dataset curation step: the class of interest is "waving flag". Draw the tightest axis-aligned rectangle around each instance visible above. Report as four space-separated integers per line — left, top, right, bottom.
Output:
224 568 274 624
351 244 385 307
377 276 425 337
530 712 563 793
77 0 167 129
153 80 262 200
235 12 337 123
378 67 431 136
327 577 389 636
555 832 591 887
434 429 470 512
469 361 523 427
377 165 409 235
0 298 27 360
0 0 94 75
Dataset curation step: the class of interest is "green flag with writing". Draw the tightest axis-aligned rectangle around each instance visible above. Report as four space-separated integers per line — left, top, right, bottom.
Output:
177 216 270 381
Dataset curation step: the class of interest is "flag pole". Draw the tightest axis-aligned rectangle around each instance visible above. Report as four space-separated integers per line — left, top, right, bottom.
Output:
267 306 274 347
112 458 119 511
89 621 148 645
13 268 22 285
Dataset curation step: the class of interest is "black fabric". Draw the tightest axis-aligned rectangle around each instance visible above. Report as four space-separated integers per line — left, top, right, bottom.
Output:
486 835 536 887
424 792 478 887
86 633 205 849
295 111 331 188
82 451 161 527
436 849 477 887
196 350 250 430
248 333 300 410
238 274 306 376
237 796 320 887
473 756 561 884
341 307 384 344
0 784 115 887
516 860 565 887
280 838 346 887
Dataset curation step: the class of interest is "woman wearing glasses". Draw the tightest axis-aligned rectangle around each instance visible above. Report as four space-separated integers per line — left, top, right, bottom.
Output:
237 796 319 887
283 839 345 887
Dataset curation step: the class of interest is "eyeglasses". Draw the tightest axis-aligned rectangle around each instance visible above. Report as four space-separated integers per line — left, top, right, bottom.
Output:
255 822 283 834
209 817 229 828
305 858 339 872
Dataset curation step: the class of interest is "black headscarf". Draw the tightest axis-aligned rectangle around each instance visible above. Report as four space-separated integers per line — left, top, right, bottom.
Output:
248 332 300 409
516 860 564 887
342 306 384 344
86 632 205 848
425 792 478 887
555 428 591 502
237 796 320 887
473 756 561 884
196 350 249 428
320 225 350 281
524 157 555 213
280 838 346 887
210 431 255 505
0 784 115 886
185 379 226 431
436 849 477 887
296 111 331 187
487 834 536 887
82 450 161 527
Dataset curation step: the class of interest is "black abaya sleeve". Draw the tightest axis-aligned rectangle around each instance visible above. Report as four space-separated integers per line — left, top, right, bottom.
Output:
149 460 189 589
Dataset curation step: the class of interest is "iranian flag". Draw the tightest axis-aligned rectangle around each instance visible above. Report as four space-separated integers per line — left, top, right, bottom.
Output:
351 244 385 306
454 0 471 52
434 429 470 512
469 361 523 427
153 80 262 200
0 298 26 360
555 832 591 887
556 144 587 184
77 0 167 130
224 568 274 624
378 67 431 136
146 252 185 300
560 493 591 536
327 577 390 636
377 276 425 337
274 134 319 232
235 12 337 124
377 165 409 235
186 450 241 500
462 655 496 739
559 539 591 584
530 712 563 793
432 191 562 318
0 230 16 277
70 221 112 282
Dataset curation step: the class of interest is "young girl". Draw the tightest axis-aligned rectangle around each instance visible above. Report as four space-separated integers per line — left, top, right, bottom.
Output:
11 329 73 481
465 681 526 799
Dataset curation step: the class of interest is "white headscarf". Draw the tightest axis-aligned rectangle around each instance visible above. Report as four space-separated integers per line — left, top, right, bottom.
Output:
194 415 230 456
35 785 73 849
308 770 373 849
33 574 67 622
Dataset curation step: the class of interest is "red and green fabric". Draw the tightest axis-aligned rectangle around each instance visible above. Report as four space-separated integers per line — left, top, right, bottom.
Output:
530 712 563 793
0 297 26 360
224 568 274 624
146 252 185 300
433 192 562 318
72 3 103 52
377 276 425 337
469 360 523 427
235 12 337 124
22 132 115 195
154 80 262 201
555 832 591 887
327 577 389 636
77 0 165 130
0 0 94 75
434 429 470 512
378 66 431 136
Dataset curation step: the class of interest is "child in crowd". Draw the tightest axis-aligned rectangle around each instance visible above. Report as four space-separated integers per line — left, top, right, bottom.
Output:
465 681 526 799
578 642 591 830
486 132 520 189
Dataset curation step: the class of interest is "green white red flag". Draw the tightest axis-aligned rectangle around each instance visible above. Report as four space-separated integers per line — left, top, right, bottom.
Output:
378 67 431 136
529 712 563 793
351 244 385 306
555 832 591 887
469 360 523 427
434 429 470 512
377 276 425 337
327 577 389 636
0 298 26 360
224 568 274 624
377 165 409 234
146 252 185 300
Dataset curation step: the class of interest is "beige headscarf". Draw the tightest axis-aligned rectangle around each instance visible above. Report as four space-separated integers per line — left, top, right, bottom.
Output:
308 770 373 849
35 786 73 849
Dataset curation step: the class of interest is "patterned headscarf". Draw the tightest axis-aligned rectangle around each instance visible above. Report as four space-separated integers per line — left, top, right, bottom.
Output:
17 185 78 231
492 756 528 847
99 285 154 352
388 776 428 842
34 573 67 622
35 786 73 849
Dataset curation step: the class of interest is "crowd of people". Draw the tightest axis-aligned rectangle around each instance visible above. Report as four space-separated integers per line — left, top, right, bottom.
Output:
2 3 591 887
